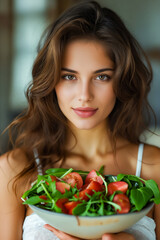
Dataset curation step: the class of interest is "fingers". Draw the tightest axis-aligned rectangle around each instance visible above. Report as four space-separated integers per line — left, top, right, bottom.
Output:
102 232 135 240
44 224 81 240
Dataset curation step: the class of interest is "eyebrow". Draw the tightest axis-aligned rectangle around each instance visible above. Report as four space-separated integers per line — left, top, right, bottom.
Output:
61 67 114 74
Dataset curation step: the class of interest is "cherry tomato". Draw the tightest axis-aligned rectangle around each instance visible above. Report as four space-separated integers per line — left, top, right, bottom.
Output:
74 189 93 201
56 198 68 213
85 170 104 185
86 180 104 192
64 201 81 215
39 195 47 200
62 172 83 189
56 182 70 194
107 181 128 195
113 194 130 214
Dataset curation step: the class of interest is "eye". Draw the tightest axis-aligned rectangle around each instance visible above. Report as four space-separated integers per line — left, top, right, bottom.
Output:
61 74 76 81
95 74 111 81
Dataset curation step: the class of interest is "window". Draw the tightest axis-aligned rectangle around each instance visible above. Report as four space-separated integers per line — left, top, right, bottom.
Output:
10 0 56 110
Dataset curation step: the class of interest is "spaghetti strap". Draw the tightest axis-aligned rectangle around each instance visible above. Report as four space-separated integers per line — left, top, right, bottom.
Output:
135 143 144 177
33 149 43 175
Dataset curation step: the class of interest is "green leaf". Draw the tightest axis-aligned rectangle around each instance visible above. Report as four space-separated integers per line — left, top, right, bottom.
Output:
72 203 87 215
45 168 89 177
98 165 104 175
116 174 126 181
23 196 44 205
130 187 153 211
117 174 143 188
97 201 104 215
105 175 117 183
96 171 108 194
105 201 121 212
45 168 69 176
145 179 160 204
37 186 44 194
60 168 73 179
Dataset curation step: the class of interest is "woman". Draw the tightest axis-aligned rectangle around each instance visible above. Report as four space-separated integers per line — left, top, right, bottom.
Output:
0 1 159 239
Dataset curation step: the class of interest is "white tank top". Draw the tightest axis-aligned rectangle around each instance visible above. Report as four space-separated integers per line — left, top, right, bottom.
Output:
22 143 156 240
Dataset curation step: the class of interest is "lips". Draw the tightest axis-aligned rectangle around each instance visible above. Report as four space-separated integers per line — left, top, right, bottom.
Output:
72 107 98 118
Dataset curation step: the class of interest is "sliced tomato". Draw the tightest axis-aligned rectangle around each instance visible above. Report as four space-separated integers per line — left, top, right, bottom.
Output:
39 195 47 200
113 194 130 214
85 170 104 185
107 181 128 195
56 198 68 213
64 201 81 215
62 172 83 189
46 175 58 185
74 189 93 201
86 180 104 192
56 182 70 194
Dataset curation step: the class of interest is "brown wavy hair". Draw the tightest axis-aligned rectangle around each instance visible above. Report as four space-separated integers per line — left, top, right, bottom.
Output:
8 1 154 179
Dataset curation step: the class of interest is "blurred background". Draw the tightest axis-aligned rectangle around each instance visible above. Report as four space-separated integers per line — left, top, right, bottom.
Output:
0 0 160 153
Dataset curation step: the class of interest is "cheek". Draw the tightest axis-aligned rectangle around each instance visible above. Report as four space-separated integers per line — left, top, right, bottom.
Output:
100 86 116 106
55 84 72 107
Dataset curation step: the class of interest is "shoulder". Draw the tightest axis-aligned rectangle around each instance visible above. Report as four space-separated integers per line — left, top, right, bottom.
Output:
142 144 160 182
143 143 160 164
0 149 32 197
0 148 29 179
0 149 30 239
0 148 37 199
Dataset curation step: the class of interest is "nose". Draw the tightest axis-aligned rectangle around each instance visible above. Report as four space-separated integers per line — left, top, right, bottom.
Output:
78 80 93 103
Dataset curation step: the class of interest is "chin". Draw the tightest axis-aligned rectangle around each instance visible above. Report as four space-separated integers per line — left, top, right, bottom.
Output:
72 121 99 130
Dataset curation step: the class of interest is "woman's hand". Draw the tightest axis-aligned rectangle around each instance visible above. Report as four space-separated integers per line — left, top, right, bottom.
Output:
102 233 135 240
44 224 81 240
44 224 135 240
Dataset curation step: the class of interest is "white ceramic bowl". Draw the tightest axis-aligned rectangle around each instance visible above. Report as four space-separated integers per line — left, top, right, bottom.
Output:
29 202 154 239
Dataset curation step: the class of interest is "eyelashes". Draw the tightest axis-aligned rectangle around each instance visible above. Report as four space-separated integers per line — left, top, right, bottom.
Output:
95 74 111 81
61 74 112 82
61 74 77 81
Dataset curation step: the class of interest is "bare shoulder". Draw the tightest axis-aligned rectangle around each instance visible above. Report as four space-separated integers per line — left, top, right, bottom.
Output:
142 144 160 182
143 144 160 165
0 148 31 202
0 148 29 180
0 149 29 239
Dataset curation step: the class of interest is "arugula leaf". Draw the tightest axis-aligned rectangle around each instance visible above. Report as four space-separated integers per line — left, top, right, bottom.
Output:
98 165 104 175
23 196 45 205
59 168 73 179
45 168 89 177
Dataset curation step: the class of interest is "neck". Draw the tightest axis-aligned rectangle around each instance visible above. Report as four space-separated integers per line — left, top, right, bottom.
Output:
66 121 113 159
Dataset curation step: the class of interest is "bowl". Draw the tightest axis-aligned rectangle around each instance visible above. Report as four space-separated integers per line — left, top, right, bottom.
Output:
29 202 154 239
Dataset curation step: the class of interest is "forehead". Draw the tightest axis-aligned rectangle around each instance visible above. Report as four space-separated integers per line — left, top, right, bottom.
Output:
61 39 114 69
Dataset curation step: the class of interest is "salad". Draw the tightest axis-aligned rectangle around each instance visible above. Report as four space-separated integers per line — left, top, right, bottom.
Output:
22 167 160 216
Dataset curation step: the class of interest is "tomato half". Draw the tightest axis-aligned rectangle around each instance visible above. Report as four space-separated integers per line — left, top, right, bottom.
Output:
56 182 70 194
39 195 47 200
56 198 68 213
74 189 93 201
62 172 83 189
85 170 104 185
107 181 128 195
113 193 130 214
86 180 104 192
64 201 81 215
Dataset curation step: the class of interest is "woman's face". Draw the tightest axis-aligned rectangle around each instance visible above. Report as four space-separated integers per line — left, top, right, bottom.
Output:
55 39 116 130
